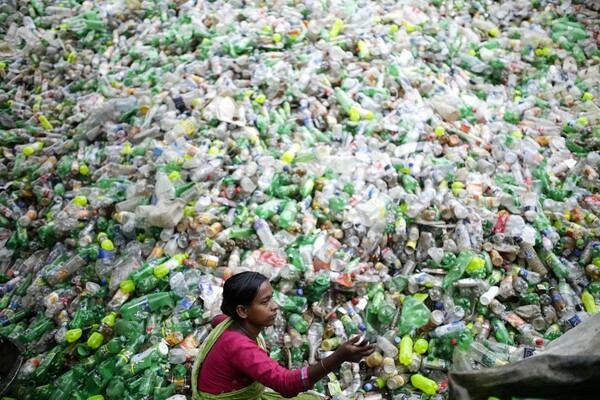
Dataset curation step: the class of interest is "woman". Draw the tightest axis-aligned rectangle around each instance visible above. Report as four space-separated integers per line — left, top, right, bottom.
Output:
192 271 376 399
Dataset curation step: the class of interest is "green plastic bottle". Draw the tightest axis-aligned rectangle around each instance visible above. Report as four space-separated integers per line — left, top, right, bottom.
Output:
120 292 177 320
442 251 474 289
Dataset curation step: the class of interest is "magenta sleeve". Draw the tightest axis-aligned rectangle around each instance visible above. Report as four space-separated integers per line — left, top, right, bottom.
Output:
232 338 312 397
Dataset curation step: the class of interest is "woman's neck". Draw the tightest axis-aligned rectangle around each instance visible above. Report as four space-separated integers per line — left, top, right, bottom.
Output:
232 320 261 340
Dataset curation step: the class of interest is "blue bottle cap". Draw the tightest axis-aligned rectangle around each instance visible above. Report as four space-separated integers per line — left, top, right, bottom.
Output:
359 324 366 331
297 288 304 296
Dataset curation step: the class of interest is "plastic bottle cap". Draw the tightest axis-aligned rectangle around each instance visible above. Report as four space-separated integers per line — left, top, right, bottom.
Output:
23 146 35 156
66 328 83 343
348 108 361 122
255 94 266 105
87 332 104 349
158 341 169 356
120 280 135 294
74 196 88 206
80 164 89 175
169 171 181 180
101 239 114 251
154 264 170 278
414 338 429 354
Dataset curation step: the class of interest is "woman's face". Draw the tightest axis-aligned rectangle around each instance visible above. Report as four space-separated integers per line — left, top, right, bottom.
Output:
244 281 280 328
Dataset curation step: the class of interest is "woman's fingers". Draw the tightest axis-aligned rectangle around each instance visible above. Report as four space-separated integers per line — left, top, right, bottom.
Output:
361 344 377 356
348 335 361 344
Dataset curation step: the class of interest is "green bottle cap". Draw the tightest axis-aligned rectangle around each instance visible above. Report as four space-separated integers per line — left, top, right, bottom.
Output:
76 343 91 357
74 196 88 206
66 328 83 343
414 338 429 354
87 395 105 400
120 279 135 294
100 239 114 251
87 332 104 349
154 264 169 279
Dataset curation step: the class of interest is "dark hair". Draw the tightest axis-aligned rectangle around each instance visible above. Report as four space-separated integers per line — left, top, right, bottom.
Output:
221 272 269 321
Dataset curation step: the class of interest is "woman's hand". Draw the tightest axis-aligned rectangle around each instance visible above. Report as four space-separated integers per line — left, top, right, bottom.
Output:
308 335 377 385
333 335 377 363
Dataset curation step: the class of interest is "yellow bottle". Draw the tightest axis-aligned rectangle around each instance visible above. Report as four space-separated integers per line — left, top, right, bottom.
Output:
582 291 598 314
399 335 413 366
411 374 438 395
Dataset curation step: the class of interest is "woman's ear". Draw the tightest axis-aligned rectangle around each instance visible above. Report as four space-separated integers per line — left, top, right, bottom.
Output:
236 304 248 320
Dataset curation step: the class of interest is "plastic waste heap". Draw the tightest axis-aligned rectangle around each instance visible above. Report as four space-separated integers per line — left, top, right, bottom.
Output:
0 0 599 399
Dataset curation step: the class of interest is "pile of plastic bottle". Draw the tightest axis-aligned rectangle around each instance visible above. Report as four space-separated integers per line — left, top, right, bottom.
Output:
0 0 599 398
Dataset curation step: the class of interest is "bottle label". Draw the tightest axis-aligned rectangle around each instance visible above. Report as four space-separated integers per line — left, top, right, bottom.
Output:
523 346 536 358
522 247 536 260
98 248 115 260
574 276 590 289
133 298 151 319
44 292 60 306
431 321 464 337
423 358 448 370
567 314 582 328
504 313 526 328
199 255 218 267
517 268 529 279
253 219 267 230
181 118 196 135
551 293 564 302
182 335 200 350
492 212 510 234
177 295 196 310
481 353 499 367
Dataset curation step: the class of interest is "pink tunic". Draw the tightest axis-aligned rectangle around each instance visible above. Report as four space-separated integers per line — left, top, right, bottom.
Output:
198 315 312 397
